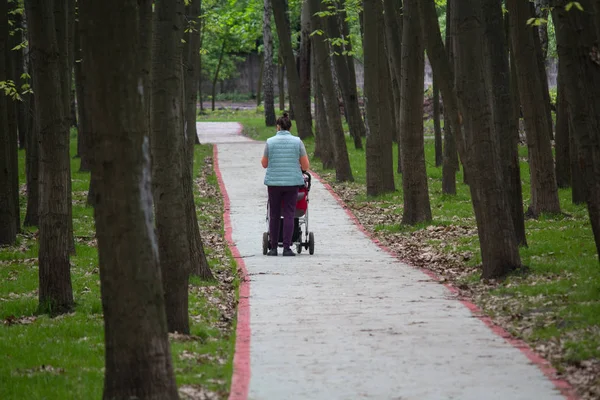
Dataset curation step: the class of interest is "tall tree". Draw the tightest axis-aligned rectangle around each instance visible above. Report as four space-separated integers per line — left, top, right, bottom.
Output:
418 0 462 193
400 0 431 224
506 0 561 217
82 0 180 397
152 0 192 334
312 46 335 168
26 0 74 314
74 17 92 172
326 2 364 150
271 0 313 139
482 0 527 247
364 0 394 195
308 0 353 182
552 0 600 260
298 0 312 129
263 0 276 126
432 75 442 167
454 0 522 279
6 0 19 234
554 58 570 188
24 92 40 227
0 0 18 245
382 0 404 174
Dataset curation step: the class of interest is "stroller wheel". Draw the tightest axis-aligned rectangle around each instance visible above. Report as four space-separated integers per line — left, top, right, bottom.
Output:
308 232 315 255
262 232 269 255
296 243 303 254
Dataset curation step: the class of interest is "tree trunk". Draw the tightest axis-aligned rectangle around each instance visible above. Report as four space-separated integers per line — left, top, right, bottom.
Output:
326 6 363 150
81 0 180 396
278 58 285 111
298 0 312 126
364 0 394 194
308 0 353 182
24 93 40 227
482 0 527 247
418 0 465 186
75 17 92 172
0 0 18 245
26 0 74 314
271 0 313 139
570 123 587 205
152 0 192 334
400 0 431 224
11 10 26 150
440 0 457 194
555 57 570 188
432 75 442 167
211 40 226 112
263 0 276 126
552 0 600 261
506 0 561 217
184 0 201 152
454 0 522 279
312 46 334 168
257 53 264 107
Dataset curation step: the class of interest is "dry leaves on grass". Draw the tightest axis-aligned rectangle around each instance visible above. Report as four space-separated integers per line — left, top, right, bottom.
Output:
12 365 65 377
325 179 600 399
179 385 225 400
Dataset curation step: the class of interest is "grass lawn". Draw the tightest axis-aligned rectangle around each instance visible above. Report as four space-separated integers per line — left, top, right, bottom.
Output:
199 108 600 395
0 129 237 399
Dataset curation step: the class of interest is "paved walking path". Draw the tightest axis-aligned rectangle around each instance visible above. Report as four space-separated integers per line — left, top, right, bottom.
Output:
198 122 568 400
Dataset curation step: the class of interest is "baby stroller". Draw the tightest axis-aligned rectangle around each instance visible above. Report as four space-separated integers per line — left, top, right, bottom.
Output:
262 171 315 255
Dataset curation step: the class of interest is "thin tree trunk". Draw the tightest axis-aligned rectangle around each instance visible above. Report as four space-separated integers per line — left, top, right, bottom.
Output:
26 0 74 314
298 0 312 127
0 0 18 245
507 0 561 217
263 0 276 126
552 0 600 260
482 0 527 247
152 0 192 334
271 0 313 139
278 58 285 111
454 0 522 279
257 53 264 107
6 0 20 234
75 18 92 172
308 0 353 182
555 57 570 188
12 10 26 150
326 4 363 150
400 0 431 224
184 0 201 152
211 40 226 112
440 0 457 194
24 92 40 227
378 19 395 191
432 74 442 167
313 50 334 169
418 0 466 185
81 0 180 396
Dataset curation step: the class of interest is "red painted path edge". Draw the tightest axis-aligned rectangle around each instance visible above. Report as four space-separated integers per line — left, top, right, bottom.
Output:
309 170 579 400
213 142 251 400
219 122 577 400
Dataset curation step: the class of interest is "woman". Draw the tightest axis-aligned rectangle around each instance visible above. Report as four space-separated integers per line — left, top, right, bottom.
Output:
261 112 310 256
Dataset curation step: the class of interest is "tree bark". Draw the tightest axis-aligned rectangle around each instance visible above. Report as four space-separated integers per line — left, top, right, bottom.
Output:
0 0 18 245
298 0 312 127
263 0 276 126
327 2 364 150
312 46 334 168
26 0 74 314
211 40 226 112
555 57 570 188
432 75 442 167
552 0 600 260
278 58 285 111
11 9 26 150
152 0 192 334
482 0 527 247
454 0 522 279
308 0 353 182
75 17 92 172
271 0 313 139
400 0 431 224
506 0 561 217
24 93 40 227
81 0 180 396
440 0 457 195
364 0 394 195
184 0 201 152
257 53 264 107
418 0 465 186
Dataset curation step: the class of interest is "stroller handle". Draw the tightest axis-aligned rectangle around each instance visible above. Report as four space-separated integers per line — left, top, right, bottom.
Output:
301 170 312 191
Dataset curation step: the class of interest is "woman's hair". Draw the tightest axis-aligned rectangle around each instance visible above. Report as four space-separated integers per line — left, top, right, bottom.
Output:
276 112 292 131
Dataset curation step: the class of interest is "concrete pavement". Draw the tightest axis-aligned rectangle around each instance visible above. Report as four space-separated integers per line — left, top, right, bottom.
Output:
198 122 568 400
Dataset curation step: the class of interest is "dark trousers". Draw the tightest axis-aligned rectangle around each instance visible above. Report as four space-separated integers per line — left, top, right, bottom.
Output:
268 186 299 249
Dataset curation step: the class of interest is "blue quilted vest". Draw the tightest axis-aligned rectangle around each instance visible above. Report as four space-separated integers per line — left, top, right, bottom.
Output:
264 131 305 187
